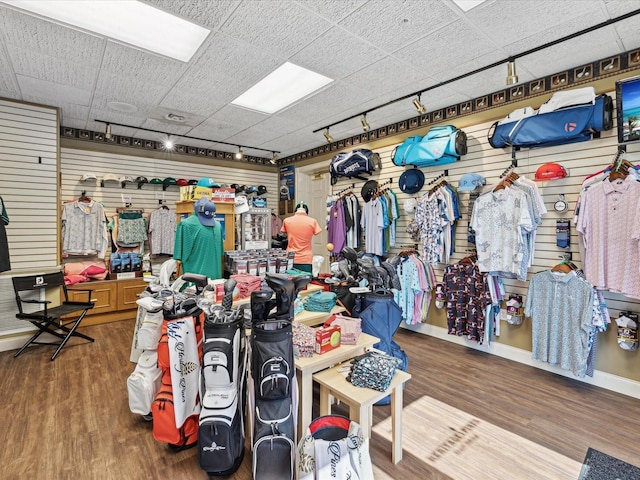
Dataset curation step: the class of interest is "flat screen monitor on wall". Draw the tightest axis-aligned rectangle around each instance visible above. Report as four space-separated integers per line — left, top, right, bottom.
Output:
616 74 640 145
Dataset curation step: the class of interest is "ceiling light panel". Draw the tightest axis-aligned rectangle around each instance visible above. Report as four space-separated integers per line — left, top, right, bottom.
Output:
452 0 488 12
0 0 210 62
231 62 333 114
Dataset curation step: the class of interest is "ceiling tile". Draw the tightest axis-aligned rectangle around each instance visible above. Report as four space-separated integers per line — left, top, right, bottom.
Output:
94 71 170 108
219 1 329 57
517 27 621 79
290 27 385 80
614 17 640 51
338 0 458 53
101 41 187 88
0 7 104 62
294 0 368 22
140 119 194 136
17 75 92 106
143 0 240 31
467 0 604 48
170 33 282 102
394 27 496 81
159 90 227 117
8 47 98 91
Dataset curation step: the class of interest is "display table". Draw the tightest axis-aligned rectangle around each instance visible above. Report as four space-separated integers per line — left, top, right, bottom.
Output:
314 363 412 464
294 332 379 439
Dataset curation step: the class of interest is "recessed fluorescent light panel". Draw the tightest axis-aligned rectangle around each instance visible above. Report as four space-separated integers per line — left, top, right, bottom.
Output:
0 0 209 62
232 62 333 114
452 0 487 12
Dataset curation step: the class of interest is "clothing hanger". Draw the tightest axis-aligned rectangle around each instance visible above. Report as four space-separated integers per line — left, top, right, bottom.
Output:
78 190 91 203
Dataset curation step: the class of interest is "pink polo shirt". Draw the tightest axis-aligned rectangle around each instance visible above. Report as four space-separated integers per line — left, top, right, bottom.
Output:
576 176 640 298
281 211 321 264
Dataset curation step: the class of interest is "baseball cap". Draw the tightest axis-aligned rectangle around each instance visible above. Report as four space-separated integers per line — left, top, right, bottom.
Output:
187 179 198 185
81 173 97 181
176 178 189 186
398 169 425 194
535 163 568 181
295 201 309 214
162 177 177 191
197 177 220 188
235 195 250 214
149 178 163 185
135 176 148 189
120 175 135 188
361 180 378 203
101 173 120 187
458 173 487 192
257 185 268 196
404 198 417 216
245 185 258 194
194 197 217 227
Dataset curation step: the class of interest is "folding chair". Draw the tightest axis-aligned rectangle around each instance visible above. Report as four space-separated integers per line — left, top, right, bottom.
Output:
13 271 95 361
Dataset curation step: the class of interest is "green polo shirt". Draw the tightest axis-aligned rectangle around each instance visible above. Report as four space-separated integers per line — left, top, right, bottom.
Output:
174 214 223 279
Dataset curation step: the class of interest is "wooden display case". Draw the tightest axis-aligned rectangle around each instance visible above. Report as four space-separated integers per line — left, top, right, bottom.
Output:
67 277 147 326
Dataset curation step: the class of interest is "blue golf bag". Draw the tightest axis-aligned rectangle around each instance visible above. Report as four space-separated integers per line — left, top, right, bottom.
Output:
392 125 467 167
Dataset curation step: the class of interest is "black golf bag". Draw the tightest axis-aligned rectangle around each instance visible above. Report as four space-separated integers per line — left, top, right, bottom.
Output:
198 312 247 475
249 273 312 480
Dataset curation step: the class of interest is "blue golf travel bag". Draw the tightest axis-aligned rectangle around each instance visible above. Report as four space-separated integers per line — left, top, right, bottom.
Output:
488 86 613 149
391 125 467 167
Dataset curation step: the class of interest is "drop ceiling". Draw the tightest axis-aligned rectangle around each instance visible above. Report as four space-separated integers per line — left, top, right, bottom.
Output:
0 0 639 160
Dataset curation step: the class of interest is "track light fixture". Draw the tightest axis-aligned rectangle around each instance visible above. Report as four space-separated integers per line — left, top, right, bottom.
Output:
323 128 334 143
360 114 370 132
234 147 244 160
506 59 518 85
93 119 279 160
270 152 278 165
412 94 426 115
163 138 174 150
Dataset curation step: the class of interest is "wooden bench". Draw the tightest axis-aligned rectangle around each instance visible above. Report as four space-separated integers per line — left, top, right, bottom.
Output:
313 362 411 464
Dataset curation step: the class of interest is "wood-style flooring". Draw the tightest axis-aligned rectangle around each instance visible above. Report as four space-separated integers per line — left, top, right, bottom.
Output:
1 319 639 479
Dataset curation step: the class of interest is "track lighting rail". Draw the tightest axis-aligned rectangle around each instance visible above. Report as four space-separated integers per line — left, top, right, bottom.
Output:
312 8 640 135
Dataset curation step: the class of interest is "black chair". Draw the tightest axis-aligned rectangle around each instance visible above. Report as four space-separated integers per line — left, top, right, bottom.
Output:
12 271 95 361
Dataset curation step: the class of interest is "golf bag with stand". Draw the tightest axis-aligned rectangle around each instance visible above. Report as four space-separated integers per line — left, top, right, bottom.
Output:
198 278 248 476
249 272 312 480
151 274 206 451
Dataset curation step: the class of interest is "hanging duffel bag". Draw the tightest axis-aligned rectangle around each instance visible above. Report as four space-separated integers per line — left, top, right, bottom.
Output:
391 125 467 167
329 148 379 185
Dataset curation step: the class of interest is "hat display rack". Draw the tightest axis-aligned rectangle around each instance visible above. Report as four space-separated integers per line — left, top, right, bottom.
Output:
426 170 448 187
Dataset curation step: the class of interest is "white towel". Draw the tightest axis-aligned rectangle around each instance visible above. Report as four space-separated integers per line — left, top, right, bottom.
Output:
167 317 201 428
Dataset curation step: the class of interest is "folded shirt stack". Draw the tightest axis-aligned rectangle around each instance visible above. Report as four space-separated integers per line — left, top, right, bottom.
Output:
230 273 262 299
303 291 337 313
327 314 361 345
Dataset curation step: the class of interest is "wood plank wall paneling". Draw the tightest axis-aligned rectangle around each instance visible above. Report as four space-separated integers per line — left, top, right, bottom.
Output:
331 89 640 386
0 99 59 334
60 147 279 269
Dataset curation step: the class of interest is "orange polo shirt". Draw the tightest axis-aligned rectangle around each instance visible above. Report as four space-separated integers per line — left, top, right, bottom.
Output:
281 211 322 264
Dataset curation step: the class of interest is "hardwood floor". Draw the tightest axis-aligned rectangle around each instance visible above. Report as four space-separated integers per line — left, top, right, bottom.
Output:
1 319 639 479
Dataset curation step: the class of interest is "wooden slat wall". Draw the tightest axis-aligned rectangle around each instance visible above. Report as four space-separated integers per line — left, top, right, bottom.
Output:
330 89 640 387
0 99 58 334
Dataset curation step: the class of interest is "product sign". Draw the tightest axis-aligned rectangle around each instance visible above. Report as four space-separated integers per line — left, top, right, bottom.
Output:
279 165 295 201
